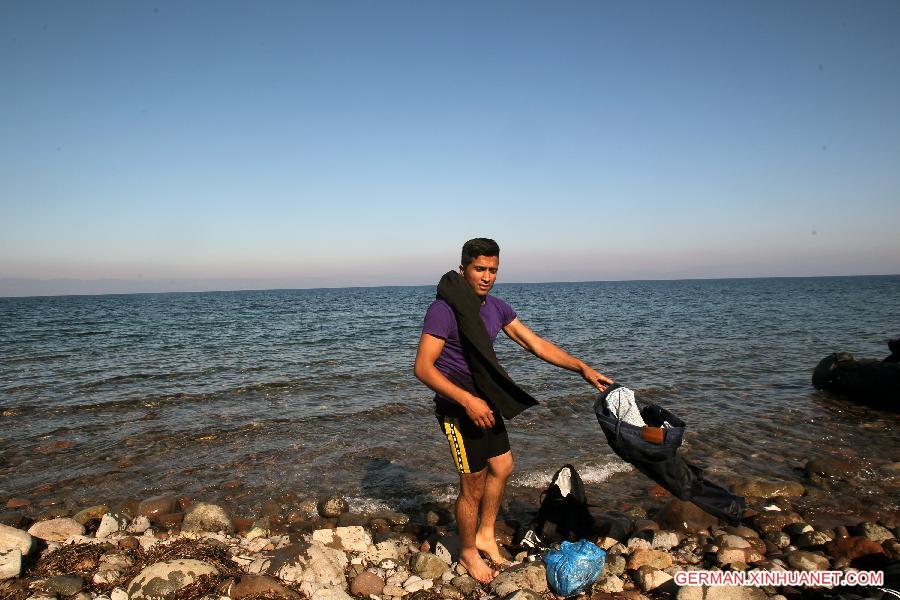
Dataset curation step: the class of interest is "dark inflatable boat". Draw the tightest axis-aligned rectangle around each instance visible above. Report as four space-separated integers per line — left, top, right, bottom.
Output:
812 340 900 410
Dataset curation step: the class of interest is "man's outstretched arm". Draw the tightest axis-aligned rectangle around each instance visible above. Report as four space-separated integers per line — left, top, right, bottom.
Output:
414 333 497 429
502 318 613 392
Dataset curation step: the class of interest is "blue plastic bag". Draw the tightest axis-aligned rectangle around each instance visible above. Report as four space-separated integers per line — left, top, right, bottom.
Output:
544 539 606 596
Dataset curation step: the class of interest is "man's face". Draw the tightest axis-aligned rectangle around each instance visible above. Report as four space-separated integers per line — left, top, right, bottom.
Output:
460 255 499 298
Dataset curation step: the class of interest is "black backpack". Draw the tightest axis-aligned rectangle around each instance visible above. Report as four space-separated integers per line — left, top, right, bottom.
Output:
519 464 595 549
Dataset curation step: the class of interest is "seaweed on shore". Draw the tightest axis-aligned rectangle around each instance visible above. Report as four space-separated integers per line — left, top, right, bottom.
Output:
25 537 253 598
30 541 111 579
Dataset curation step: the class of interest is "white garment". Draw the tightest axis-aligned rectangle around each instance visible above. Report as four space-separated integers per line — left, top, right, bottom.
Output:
604 386 646 427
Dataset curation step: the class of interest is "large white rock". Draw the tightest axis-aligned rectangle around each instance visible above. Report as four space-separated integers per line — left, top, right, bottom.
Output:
276 541 348 588
332 526 372 553
0 524 34 555
0 548 22 580
27 518 85 542
361 539 405 564
127 559 219 599
181 503 234 533
490 563 548 597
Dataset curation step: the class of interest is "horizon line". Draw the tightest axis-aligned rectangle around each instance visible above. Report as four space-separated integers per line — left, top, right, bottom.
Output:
2 271 898 300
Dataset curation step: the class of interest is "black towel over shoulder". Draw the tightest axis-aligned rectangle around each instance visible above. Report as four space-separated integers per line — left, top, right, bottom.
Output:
436 271 538 420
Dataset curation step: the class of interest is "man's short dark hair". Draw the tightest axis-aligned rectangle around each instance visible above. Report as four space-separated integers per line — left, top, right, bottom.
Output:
461 238 500 267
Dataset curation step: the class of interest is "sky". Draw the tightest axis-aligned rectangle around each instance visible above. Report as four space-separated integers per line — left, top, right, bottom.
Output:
1 1 899 295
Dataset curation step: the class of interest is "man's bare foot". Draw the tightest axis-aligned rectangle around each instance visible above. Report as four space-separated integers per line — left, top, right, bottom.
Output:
475 533 510 566
459 548 498 584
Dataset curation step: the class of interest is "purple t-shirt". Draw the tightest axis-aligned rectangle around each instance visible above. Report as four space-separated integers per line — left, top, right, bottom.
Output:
421 295 517 414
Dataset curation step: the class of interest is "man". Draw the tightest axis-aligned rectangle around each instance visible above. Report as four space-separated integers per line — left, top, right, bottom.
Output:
414 238 613 583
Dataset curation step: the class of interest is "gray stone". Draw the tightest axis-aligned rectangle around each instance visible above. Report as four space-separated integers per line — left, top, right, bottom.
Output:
596 574 624 592
0 548 22 579
409 552 448 578
45 575 84 595
852 522 895 542
490 563 547 597
0 524 34 555
605 554 626 576
127 559 219 599
785 550 830 571
652 531 680 550
451 574 478 595
181 502 234 533
28 518 85 542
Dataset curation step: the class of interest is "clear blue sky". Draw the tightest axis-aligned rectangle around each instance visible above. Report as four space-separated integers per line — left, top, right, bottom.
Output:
2 1 899 293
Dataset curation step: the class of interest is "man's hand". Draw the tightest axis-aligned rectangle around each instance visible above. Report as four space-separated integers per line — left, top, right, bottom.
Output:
463 395 496 429
581 365 613 392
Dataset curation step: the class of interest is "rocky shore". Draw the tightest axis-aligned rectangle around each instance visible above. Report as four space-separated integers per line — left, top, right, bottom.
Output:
1 470 899 600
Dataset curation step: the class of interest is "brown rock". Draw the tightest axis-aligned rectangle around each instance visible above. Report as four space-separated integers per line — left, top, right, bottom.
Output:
751 511 803 533
649 485 672 499
350 571 385 597
733 479 805 499
824 537 887 561
118 537 140 551
5 499 30 510
230 575 301 599
626 549 673 570
137 495 178 520
156 512 184 528
655 499 718 533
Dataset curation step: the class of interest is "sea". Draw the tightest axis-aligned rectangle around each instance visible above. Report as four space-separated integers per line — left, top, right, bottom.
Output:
1 276 898 526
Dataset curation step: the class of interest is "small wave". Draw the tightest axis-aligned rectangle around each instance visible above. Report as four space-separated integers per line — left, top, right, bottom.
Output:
511 460 632 489
80 373 176 389
346 496 394 513
75 331 111 337
5 353 70 364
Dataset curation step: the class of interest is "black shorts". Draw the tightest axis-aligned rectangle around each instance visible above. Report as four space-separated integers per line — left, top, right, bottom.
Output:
436 411 510 474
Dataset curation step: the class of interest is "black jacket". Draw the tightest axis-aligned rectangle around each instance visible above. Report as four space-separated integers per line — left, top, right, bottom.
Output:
436 271 538 419
594 384 745 525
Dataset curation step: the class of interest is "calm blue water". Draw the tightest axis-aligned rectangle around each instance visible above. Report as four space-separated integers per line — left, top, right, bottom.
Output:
1 276 898 523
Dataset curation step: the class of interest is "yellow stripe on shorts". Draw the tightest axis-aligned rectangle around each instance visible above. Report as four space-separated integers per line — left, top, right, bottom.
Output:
442 416 471 474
